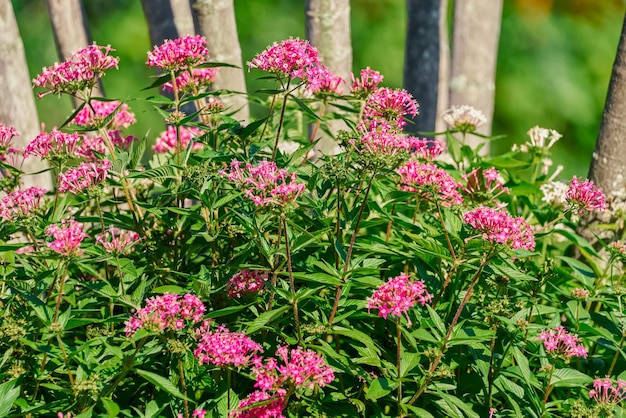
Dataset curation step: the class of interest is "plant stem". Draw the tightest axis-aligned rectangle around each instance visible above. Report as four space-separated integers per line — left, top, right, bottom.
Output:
178 354 189 418
283 217 301 343
396 318 403 415
266 219 284 312
542 366 555 407
271 79 292 161
607 332 625 376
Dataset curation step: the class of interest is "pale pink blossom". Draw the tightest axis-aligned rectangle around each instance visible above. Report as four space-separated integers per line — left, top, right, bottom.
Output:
350 125 413 156
46 220 88 257
409 138 446 161
366 273 432 325
153 126 203 154
565 177 606 215
96 227 140 254
229 389 286 418
24 129 81 159
463 206 535 251
362 88 418 129
194 322 262 367
226 270 268 298
192 410 207 418
442 105 487 132
304 65 344 96
351 67 384 97
57 160 111 194
147 35 209 70
0 147 25 169
248 38 320 79
0 123 18 148
73 100 136 129
0 187 47 221
163 68 219 93
538 326 587 359
396 161 463 206
461 167 509 201
590 378 626 406
125 293 205 336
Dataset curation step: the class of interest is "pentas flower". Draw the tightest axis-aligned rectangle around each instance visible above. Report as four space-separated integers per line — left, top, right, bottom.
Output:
351 67 384 97
565 177 606 215
366 273 432 325
57 160 111 194
540 180 569 208
513 126 562 153
125 293 205 336
538 326 587 359
226 270 268 298
304 65 344 96
73 100 136 129
76 136 107 160
222 160 305 207
396 161 463 206
0 147 24 169
362 88 418 129
463 206 535 251
147 35 209 70
590 378 626 407
252 346 334 391
248 38 320 79
571 288 590 300
46 220 88 257
108 130 137 150
153 125 203 154
409 138 446 161
96 227 140 254
0 124 18 148
33 44 119 97
350 125 413 156
24 129 81 159
194 322 262 367
461 167 509 202
229 389 286 418
192 410 207 418
0 187 47 221
163 68 218 93
442 105 487 133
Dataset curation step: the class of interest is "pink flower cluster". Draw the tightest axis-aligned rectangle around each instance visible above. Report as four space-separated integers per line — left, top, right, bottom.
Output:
24 129 81 159
96 227 140 254
366 273 432 324
396 161 463 206
163 68 219 93
76 136 107 160
229 389 286 418
46 220 88 257
125 293 205 336
73 100 136 129
565 177 606 215
0 147 24 169
351 67 384 97
305 65 344 96
0 187 47 221
194 322 262 367
0 123 18 148
362 87 418 130
252 346 334 391
33 44 119 97
461 167 509 201
153 126 203 154
222 160 305 207
226 270 268 298
147 35 209 70
590 378 626 406
538 326 587 359
248 38 320 79
410 139 446 161
57 160 111 194
463 206 535 251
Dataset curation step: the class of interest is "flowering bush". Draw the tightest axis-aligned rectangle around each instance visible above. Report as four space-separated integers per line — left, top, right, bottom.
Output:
1 35 625 418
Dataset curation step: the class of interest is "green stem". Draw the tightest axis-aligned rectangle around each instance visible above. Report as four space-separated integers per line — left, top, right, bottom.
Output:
396 318 403 415
271 79 292 161
283 217 301 343
178 354 189 418
542 366 555 407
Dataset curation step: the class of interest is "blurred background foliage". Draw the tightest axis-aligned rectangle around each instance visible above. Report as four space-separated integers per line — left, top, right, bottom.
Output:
12 0 626 177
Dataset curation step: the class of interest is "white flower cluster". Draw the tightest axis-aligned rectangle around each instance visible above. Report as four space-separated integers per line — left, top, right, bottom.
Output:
513 126 562 153
442 105 487 132
540 181 568 208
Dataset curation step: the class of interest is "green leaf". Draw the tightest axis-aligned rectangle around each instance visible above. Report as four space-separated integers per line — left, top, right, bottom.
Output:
101 398 120 418
550 368 593 387
135 369 188 400
289 94 321 120
426 305 446 336
246 305 290 334
365 377 392 400
512 346 532 387
332 326 380 355
0 379 19 418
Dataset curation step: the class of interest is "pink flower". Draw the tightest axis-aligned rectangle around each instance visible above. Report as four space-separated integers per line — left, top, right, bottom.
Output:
96 227 140 254
0 187 47 221
153 126 203 154
24 128 81 159
57 160 111 194
248 38 320 79
538 326 587 359
33 44 119 97
565 177 606 215
362 88 418 129
463 206 535 251
0 147 25 169
46 220 88 257
351 122 413 156
76 136 107 161
409 138 446 161
366 273 432 325
192 410 207 418
0 123 18 148
194 322 262 367
461 167 509 201
73 100 136 129
222 160 305 207
125 293 205 336
226 270 268 298
396 161 463 206
252 346 334 391
147 35 209 70
163 68 219 93
229 389 286 418
590 378 626 406
305 65 344 96
351 67 384 97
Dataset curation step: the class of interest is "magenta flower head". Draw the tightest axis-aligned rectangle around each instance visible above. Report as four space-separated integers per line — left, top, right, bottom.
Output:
538 326 587 359
304 65 344 96
0 187 47 222
153 126 203 154
96 227 140 255
45 220 88 257
408 138 446 161
147 35 209 70
73 100 136 130
463 206 535 251
57 160 112 194
34 44 119 97
125 293 205 336
194 322 262 367
590 378 626 407
226 270 268 298
248 38 320 79
229 389 286 418
0 123 18 149
396 161 463 206
367 273 432 325
461 167 509 202
362 88 418 130
163 68 219 93
351 67 384 98
24 128 81 160
565 177 606 215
